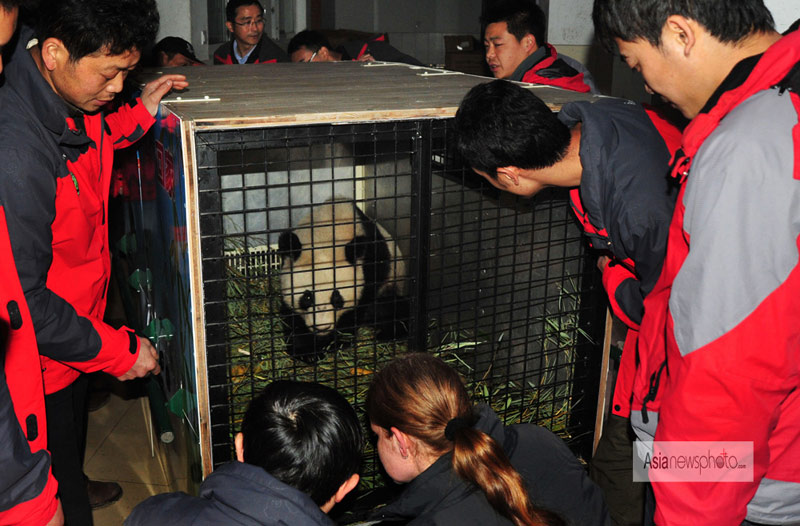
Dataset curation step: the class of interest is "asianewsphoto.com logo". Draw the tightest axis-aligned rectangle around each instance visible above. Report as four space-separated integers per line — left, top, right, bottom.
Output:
633 441 754 482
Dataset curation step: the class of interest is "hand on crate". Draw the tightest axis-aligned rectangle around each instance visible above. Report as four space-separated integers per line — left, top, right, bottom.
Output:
117 336 161 380
141 74 189 116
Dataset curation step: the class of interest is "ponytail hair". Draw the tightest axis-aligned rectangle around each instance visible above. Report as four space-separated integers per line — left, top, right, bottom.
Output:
367 353 563 526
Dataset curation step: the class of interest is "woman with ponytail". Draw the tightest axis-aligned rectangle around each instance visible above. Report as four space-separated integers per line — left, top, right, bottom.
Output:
367 353 609 526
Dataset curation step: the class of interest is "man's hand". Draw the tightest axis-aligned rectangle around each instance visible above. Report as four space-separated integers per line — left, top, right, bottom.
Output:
117 336 161 380
597 255 611 272
357 53 375 62
141 74 189 117
46 501 64 526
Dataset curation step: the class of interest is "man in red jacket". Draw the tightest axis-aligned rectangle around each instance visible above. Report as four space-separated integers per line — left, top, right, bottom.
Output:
593 1 800 524
482 0 597 93
0 0 187 523
213 0 288 64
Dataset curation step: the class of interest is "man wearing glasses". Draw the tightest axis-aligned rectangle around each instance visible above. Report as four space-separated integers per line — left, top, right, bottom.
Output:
213 0 287 65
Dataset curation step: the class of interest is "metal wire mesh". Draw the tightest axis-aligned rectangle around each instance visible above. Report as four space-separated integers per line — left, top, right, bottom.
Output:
195 118 605 511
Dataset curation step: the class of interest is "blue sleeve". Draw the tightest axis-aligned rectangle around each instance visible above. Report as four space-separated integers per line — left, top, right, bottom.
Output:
0 358 50 511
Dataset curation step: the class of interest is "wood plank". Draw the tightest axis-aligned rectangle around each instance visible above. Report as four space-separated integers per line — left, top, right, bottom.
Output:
593 308 615 456
140 61 601 129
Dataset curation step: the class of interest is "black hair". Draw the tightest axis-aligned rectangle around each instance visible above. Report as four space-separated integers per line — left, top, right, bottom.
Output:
0 0 32 10
592 0 775 52
481 0 547 48
241 380 363 506
35 0 158 61
287 29 330 56
226 0 263 23
453 80 570 178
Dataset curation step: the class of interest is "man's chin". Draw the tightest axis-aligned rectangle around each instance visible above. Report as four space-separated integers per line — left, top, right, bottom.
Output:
85 100 112 113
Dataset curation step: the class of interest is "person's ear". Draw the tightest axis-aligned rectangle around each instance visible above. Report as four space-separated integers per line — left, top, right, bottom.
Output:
524 34 537 52
390 426 412 458
225 20 234 35
496 166 521 186
40 37 67 72
664 15 696 57
320 473 360 513
335 473 359 503
234 432 245 462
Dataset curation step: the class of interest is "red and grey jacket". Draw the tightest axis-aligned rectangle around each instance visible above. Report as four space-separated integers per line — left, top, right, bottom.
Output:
561 98 679 417
631 30 800 525
510 44 596 94
336 34 423 66
213 34 288 64
0 205 59 526
0 27 151 394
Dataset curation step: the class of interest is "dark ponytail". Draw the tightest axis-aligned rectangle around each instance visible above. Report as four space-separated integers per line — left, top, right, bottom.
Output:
367 353 563 526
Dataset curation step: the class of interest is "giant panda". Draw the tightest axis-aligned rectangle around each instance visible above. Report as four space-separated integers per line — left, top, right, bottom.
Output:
277 198 409 361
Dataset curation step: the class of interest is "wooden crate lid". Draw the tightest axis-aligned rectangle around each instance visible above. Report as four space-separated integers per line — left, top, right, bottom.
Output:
150 61 599 129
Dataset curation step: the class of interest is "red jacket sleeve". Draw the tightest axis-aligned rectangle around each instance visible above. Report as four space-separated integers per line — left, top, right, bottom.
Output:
601 262 640 330
105 98 155 150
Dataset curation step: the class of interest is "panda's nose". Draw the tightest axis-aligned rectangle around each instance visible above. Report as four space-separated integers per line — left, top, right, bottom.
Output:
331 290 344 310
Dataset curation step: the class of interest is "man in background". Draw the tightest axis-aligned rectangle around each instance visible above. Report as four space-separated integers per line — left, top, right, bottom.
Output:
213 0 287 64
483 0 597 93
288 29 422 66
153 36 204 67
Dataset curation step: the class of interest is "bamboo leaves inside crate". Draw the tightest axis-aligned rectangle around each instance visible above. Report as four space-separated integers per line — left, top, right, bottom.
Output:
223 257 591 489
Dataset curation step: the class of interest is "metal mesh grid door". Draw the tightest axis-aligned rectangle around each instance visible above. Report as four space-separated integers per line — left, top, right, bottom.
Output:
194 118 605 506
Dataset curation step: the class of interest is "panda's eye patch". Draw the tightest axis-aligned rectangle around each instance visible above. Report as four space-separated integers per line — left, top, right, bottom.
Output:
299 291 314 310
331 290 344 310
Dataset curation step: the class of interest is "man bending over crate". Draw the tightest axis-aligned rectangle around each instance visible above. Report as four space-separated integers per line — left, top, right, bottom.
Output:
453 79 682 525
126 381 363 525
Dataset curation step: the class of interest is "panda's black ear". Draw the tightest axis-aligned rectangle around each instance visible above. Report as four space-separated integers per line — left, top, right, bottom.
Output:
278 231 302 262
344 235 369 265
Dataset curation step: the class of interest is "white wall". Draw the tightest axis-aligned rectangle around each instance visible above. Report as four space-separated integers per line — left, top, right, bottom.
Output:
157 0 192 42
547 0 595 46
156 0 212 61
764 0 798 32
327 0 482 65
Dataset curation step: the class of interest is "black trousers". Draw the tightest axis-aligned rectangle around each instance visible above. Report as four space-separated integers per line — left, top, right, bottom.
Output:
590 413 647 526
45 374 92 526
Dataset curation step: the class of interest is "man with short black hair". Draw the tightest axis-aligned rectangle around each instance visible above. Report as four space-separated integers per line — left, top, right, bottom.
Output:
126 381 363 525
213 0 287 65
288 29 422 66
0 0 187 522
153 36 204 67
593 0 800 523
454 80 681 525
483 0 597 93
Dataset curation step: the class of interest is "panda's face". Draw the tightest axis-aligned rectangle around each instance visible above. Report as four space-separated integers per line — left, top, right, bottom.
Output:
281 249 363 335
